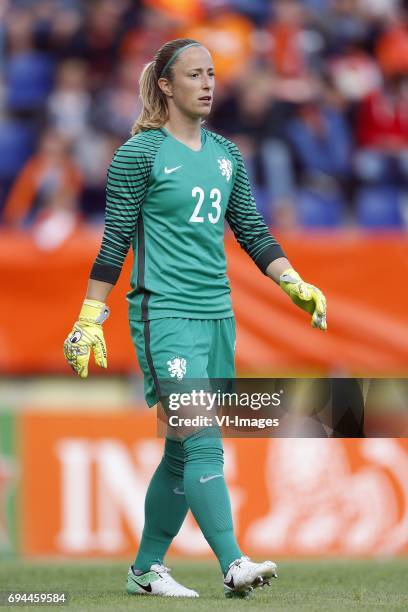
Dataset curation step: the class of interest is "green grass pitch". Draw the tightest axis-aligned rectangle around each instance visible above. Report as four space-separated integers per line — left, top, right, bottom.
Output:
1 559 407 611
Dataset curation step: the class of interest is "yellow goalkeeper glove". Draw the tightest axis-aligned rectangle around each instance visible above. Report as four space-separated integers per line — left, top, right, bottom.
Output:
63 299 110 378
279 268 327 331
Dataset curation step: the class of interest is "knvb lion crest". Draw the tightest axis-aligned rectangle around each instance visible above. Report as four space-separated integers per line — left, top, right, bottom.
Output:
218 158 232 182
167 357 187 381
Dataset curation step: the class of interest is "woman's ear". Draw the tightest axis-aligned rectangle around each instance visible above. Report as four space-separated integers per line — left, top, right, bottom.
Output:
158 77 173 98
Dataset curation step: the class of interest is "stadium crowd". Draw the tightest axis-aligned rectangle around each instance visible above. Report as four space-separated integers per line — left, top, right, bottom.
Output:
0 0 407 247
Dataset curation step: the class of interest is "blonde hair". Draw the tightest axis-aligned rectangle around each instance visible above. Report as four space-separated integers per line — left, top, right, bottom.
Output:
131 39 202 135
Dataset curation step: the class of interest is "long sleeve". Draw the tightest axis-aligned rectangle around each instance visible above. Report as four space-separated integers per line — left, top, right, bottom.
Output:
225 142 285 273
90 135 158 284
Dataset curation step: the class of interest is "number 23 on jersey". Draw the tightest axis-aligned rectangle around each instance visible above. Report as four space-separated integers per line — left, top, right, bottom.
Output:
189 186 222 224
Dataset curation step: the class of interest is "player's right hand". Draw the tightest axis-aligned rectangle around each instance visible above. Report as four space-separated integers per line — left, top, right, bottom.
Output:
63 299 110 378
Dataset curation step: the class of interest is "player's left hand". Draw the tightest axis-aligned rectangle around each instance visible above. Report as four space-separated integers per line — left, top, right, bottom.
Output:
279 268 327 331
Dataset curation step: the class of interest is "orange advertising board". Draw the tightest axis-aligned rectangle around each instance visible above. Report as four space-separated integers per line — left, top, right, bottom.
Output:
20 411 408 558
1 229 408 375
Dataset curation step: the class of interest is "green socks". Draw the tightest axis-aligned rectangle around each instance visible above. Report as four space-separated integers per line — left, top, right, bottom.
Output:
134 428 242 575
182 428 242 574
134 437 188 572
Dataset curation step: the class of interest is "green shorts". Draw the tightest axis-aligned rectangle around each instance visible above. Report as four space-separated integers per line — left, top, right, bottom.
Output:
130 317 236 408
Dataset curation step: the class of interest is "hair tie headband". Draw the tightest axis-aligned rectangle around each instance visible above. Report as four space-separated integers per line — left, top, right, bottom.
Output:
159 42 201 78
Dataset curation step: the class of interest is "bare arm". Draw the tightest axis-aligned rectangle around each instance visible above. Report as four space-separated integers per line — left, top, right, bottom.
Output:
86 278 115 303
265 257 292 284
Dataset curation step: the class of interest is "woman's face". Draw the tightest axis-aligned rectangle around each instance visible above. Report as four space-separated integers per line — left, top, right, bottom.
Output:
160 46 215 119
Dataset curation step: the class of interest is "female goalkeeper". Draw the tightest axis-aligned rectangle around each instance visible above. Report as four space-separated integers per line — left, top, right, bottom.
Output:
63 38 327 599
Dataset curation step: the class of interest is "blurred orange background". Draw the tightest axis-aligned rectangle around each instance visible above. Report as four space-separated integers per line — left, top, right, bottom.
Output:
20 412 408 558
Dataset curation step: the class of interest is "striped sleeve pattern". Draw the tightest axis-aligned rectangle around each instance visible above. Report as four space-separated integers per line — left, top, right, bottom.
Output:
206 131 285 273
90 130 165 284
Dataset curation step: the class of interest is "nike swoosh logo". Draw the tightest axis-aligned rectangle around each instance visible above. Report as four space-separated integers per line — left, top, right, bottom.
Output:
131 578 152 593
224 576 234 589
164 165 182 174
173 487 185 495
199 474 223 484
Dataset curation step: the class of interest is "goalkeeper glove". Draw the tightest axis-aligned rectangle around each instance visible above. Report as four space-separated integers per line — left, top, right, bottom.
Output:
63 299 110 378
279 268 327 331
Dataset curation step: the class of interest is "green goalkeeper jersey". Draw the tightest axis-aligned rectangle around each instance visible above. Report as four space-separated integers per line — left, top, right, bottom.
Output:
91 127 285 321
